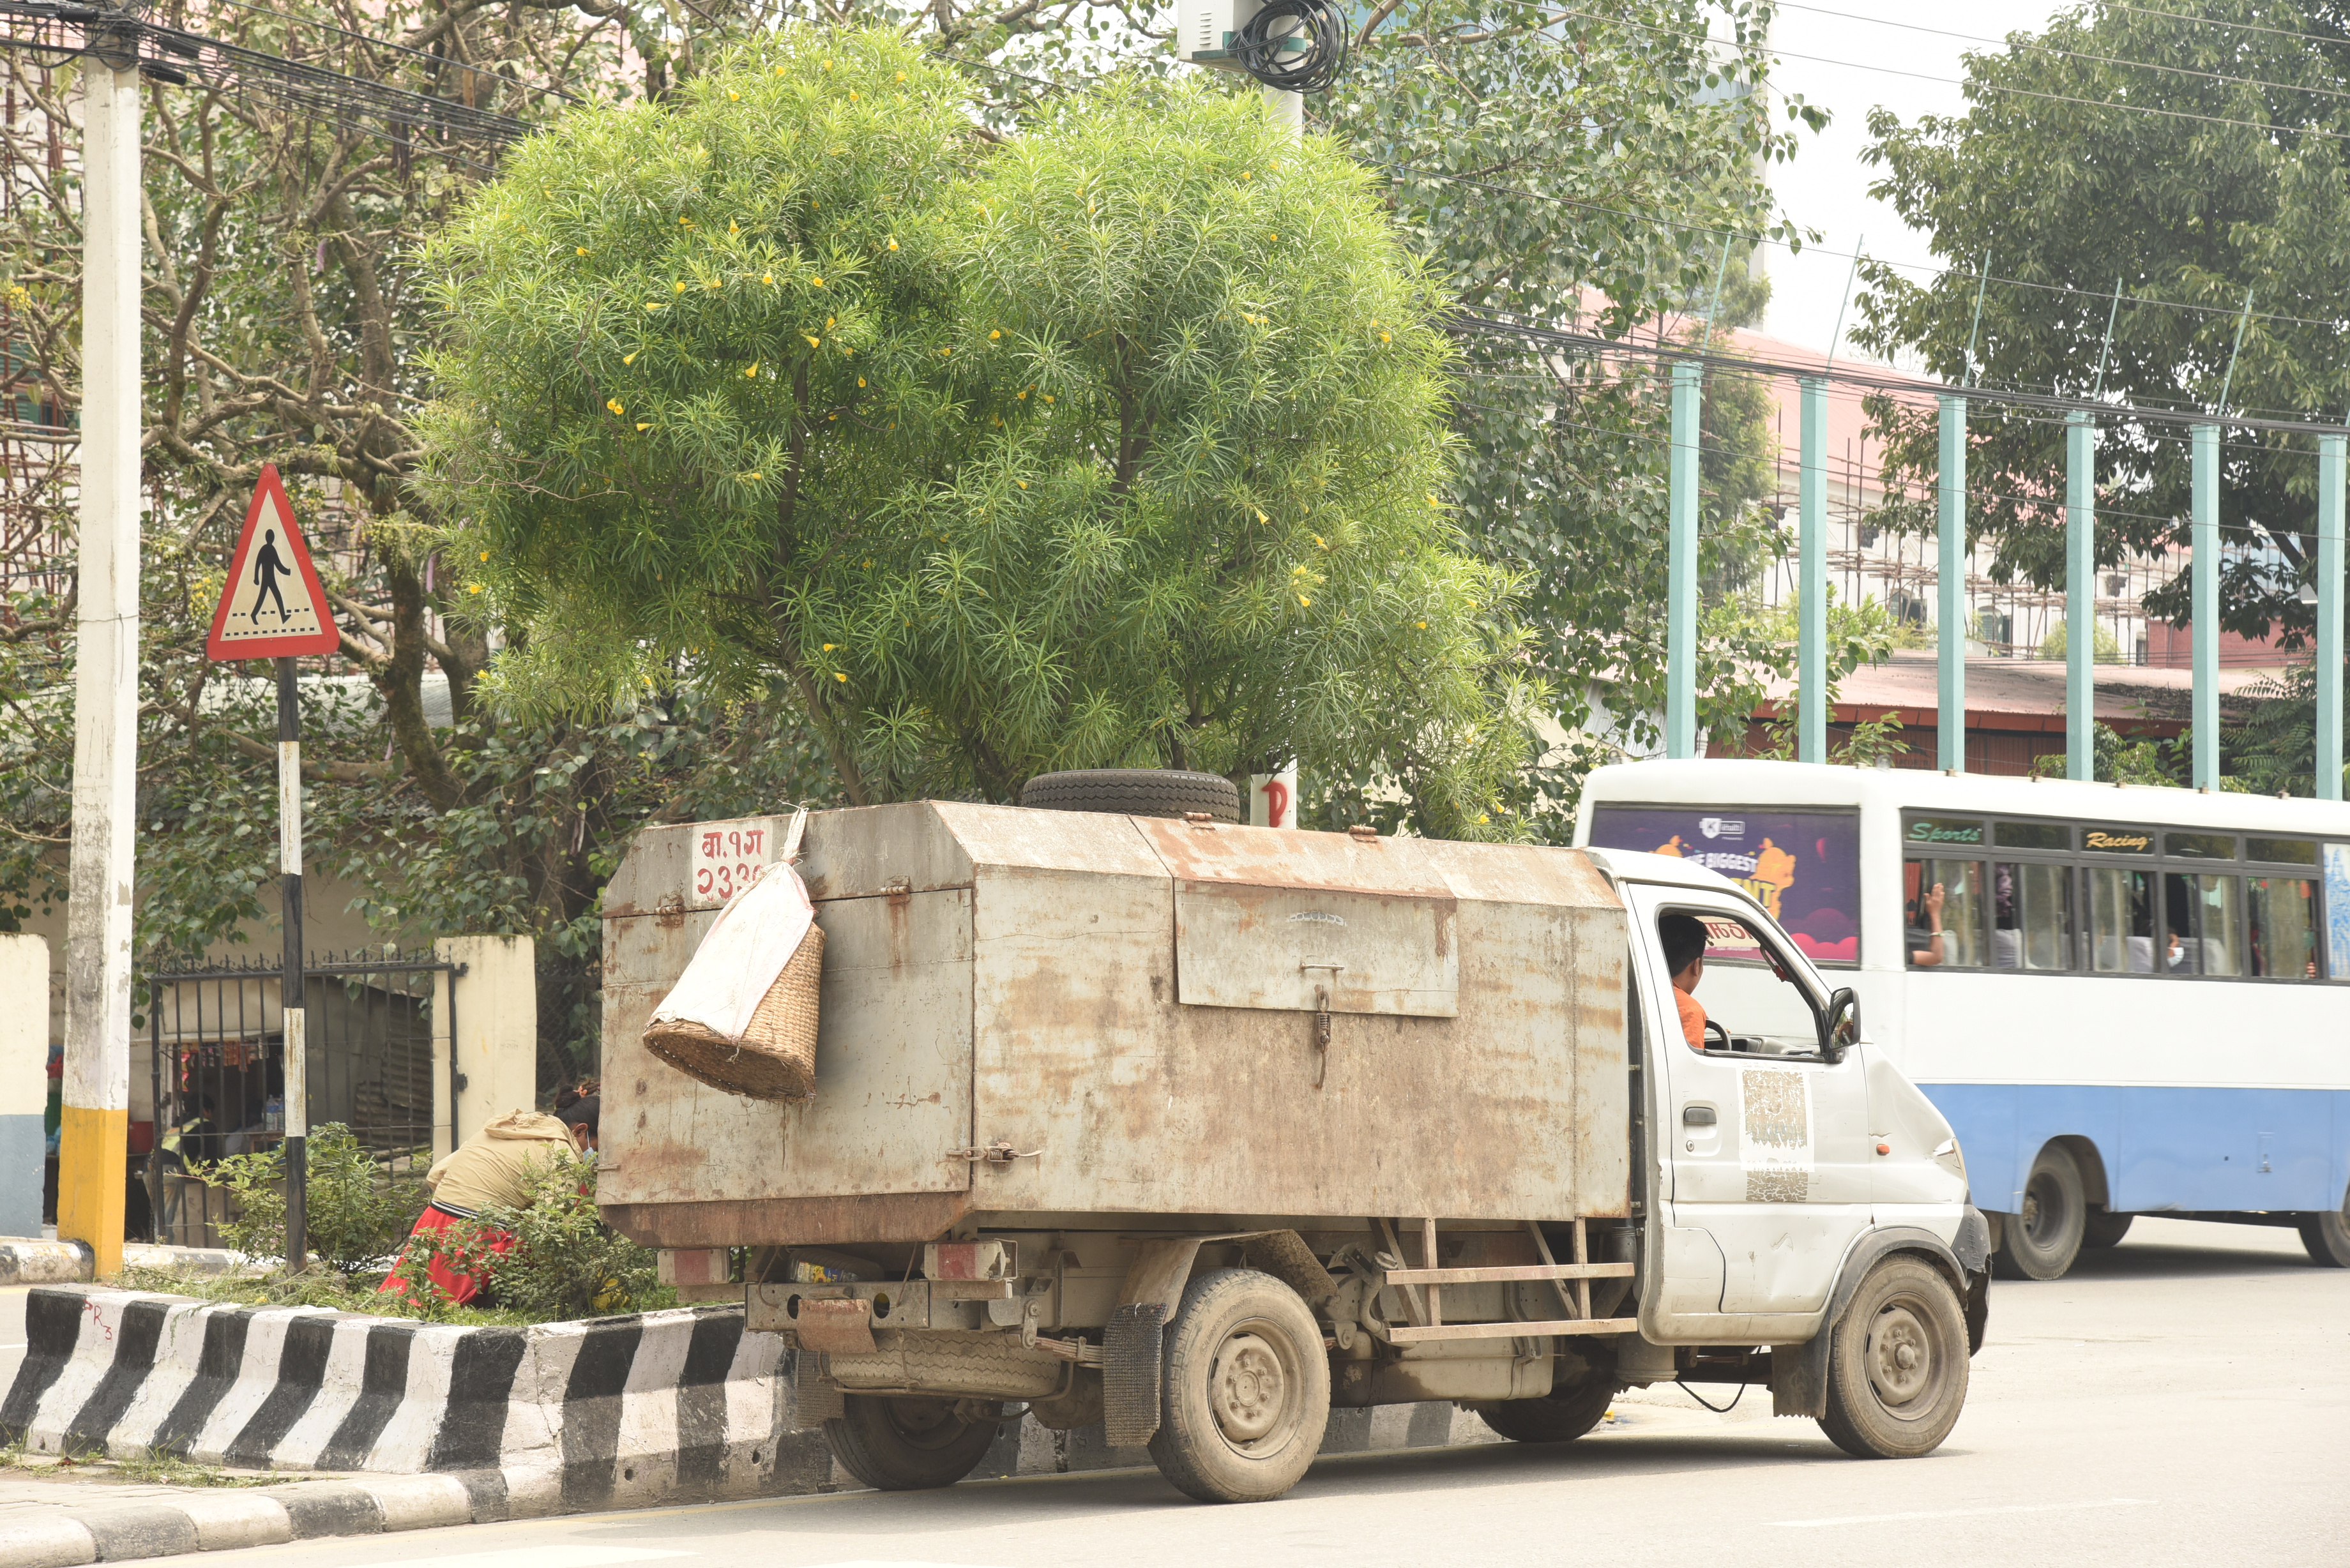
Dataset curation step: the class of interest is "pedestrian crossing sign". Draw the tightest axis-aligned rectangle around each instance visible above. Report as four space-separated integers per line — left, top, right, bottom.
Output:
206 464 340 661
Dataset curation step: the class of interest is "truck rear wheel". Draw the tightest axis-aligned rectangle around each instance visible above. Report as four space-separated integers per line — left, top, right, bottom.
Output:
2081 1210 2134 1249
1148 1268 1330 1503
1818 1256 1970 1460
2300 1186 2350 1267
1473 1375 1614 1444
824 1395 998 1491
1992 1143 2085 1279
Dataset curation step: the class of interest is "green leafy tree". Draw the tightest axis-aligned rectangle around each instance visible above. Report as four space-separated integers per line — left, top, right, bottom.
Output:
1853 1 2350 645
423 34 1533 832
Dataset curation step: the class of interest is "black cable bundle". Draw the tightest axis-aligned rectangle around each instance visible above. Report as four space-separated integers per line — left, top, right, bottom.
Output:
1232 0 1349 93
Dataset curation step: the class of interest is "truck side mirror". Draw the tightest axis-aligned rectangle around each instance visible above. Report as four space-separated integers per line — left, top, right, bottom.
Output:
1820 988 1860 1063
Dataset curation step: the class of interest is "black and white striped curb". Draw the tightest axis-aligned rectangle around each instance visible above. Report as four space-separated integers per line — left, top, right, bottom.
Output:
1 1287 1490 1565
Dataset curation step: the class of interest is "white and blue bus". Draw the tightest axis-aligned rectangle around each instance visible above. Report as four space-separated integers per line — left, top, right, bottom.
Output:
1575 758 2350 1278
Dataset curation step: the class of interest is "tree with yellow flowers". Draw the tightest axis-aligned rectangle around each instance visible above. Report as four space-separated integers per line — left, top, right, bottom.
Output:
421 26 1535 835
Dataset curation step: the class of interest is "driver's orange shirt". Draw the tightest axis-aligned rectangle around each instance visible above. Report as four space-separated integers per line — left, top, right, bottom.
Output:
1674 988 1708 1052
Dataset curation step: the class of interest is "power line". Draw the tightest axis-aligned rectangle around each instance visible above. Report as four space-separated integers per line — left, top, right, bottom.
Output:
1768 0 2350 108
2095 0 2350 56
1508 1 2350 147
196 0 583 103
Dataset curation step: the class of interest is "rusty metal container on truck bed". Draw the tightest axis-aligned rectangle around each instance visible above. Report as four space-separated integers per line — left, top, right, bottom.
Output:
598 803 1630 1249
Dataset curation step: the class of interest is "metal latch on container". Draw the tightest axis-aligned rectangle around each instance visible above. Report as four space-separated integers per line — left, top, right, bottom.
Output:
1302 963 1342 1089
946 1140 1044 1166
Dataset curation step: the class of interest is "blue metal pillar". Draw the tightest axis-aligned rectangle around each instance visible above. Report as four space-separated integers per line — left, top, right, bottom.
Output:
2066 411 2095 781
2319 432 2345 801
1938 395 1966 771
2192 423 2220 790
1800 377 1828 764
1667 361 1701 760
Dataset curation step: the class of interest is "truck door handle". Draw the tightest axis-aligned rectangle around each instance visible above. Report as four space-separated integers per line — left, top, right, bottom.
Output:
1681 1105 1716 1126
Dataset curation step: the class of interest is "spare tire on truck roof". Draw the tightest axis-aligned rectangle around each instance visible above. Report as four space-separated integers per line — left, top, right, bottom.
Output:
1019 767 1240 822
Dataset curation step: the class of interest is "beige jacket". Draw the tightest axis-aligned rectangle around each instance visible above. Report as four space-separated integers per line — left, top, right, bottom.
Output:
425 1110 579 1214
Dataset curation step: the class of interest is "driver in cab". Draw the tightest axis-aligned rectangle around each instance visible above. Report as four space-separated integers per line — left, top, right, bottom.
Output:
1662 914 1711 1053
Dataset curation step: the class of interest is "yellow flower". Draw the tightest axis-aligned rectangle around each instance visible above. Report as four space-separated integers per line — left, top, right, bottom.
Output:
826 317 835 329
989 329 1001 340
748 471 761 480
746 363 759 377
857 377 867 388
606 398 624 415
834 671 847 682
679 216 693 227
829 412 838 421
1041 393 1052 403
1478 813 1490 825
644 302 662 312
1298 596 1310 607
1381 333 1391 343
478 550 490 561
1017 480 1027 489
636 422 649 430
1415 620 1427 629
1291 564 1305 575
1314 534 1326 548
575 246 587 256
822 644 836 651
468 582 484 595
805 335 822 349
775 65 785 75
674 280 686 293
1241 170 1252 180
1270 232 1278 242
886 237 898 251
812 276 824 287
941 347 951 356
822 58 831 69
1256 509 1269 525
1017 390 1026 400
729 89 739 100
729 220 739 234
849 91 859 100
762 271 775 285
623 352 637 365
896 71 906 80
706 278 720 290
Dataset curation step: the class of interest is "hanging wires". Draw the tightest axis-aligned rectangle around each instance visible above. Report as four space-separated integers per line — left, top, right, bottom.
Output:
1232 0 1351 92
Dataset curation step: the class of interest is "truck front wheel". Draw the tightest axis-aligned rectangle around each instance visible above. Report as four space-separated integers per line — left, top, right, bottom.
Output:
2300 1186 2350 1267
1149 1268 1331 1503
825 1395 999 1491
1818 1256 1970 1460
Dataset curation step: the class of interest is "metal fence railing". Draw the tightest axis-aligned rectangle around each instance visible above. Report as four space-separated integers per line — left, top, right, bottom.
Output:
142 947 460 1249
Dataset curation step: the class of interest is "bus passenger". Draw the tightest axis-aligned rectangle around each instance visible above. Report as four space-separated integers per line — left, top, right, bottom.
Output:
1909 882 1948 966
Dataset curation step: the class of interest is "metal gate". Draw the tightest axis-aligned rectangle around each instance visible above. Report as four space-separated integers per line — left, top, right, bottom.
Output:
142 947 460 1249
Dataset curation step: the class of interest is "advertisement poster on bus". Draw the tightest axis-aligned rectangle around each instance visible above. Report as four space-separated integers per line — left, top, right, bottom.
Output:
2325 845 2350 979
1589 806 1862 963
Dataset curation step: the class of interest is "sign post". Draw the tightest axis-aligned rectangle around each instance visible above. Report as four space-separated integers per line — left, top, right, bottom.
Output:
206 465 338 1270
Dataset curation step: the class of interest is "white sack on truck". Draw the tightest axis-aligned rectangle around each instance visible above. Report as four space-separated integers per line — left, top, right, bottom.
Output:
643 811 824 1101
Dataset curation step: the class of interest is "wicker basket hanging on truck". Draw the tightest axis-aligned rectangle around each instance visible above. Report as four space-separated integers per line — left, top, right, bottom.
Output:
641 808 825 1102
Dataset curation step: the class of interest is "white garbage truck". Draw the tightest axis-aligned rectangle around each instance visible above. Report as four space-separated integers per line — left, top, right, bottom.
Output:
598 785 1990 1504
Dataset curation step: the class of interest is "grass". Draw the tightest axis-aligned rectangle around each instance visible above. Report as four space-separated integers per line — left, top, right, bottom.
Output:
104 1263 677 1327
0 1438 291 1489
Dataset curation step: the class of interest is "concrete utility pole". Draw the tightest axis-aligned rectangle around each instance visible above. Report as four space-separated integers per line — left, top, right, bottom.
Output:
57 34 142 1275
1263 82 1302 138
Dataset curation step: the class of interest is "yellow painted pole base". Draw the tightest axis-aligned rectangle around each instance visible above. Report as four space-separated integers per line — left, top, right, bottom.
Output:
55 1104 126 1277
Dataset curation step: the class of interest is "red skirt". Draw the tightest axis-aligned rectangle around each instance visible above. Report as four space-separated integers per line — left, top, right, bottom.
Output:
377 1202 515 1306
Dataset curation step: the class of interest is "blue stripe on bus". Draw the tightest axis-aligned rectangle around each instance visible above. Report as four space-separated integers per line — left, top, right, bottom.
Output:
1918 1082 2350 1216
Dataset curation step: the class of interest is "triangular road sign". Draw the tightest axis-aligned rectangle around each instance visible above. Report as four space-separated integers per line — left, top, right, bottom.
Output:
206 464 340 661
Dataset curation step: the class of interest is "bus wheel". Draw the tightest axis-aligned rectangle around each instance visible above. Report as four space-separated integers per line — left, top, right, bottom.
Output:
1818 1255 1970 1459
2300 1187 2350 1268
824 1395 999 1491
2081 1210 2134 1249
1993 1144 2086 1280
1148 1268 1330 1503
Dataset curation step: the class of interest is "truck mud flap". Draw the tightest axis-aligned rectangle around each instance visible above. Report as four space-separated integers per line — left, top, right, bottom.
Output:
1102 1302 1169 1447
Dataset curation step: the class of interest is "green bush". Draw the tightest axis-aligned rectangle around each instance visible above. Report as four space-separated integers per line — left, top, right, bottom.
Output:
391 1149 665 1322
192 1123 427 1276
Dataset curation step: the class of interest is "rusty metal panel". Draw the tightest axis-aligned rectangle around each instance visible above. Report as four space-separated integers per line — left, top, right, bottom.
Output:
599 815 976 1216
1172 883 1457 1016
965 841 1618 1220
794 802 974 901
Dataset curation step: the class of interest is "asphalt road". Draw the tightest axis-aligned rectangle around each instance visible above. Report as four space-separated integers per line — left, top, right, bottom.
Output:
130 1216 2344 1568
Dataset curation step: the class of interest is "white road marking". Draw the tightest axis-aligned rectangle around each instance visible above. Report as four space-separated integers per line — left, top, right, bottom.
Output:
360 1550 692 1568
1775 1498 2155 1528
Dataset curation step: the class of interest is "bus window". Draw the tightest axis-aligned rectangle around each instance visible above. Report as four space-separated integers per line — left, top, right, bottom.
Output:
2164 872 2244 976
2247 875 2319 979
2248 837 2317 866
1993 861 2072 971
2088 867 2155 973
1904 859 1985 968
